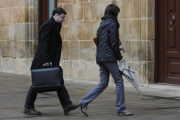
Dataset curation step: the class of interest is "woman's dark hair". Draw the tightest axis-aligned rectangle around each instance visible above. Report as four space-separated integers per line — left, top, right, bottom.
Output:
52 7 67 16
102 4 120 20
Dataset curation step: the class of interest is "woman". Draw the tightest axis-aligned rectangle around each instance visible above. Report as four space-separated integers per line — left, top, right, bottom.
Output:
79 4 133 116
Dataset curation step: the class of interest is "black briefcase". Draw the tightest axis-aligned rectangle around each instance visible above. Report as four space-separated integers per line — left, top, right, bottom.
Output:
31 66 63 93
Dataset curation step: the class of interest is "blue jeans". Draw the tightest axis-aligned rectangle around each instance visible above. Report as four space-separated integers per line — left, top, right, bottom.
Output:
80 62 126 113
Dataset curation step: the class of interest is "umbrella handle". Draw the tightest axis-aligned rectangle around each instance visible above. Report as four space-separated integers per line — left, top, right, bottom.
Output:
140 93 144 100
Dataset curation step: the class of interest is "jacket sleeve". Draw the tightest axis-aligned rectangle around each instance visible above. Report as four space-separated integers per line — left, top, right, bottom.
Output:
39 23 52 64
108 23 123 60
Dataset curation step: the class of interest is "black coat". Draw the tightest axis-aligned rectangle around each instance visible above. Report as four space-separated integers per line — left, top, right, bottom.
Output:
31 17 62 70
96 16 122 64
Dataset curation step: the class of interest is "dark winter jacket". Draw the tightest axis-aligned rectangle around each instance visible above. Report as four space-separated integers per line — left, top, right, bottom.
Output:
31 17 62 70
96 16 122 64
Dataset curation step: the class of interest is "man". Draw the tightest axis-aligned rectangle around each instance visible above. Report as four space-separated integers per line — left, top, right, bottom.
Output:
23 7 79 115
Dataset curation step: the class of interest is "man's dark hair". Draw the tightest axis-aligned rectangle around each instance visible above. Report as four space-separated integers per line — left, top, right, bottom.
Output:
102 4 120 20
52 7 67 16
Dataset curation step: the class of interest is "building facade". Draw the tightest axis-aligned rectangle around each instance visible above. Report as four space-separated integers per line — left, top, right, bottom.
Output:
0 0 179 85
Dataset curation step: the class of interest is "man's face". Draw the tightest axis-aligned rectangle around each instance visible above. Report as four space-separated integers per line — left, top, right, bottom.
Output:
55 13 66 24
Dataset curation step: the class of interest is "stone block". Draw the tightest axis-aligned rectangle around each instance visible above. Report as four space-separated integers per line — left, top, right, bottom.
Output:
140 61 154 84
0 25 9 40
76 2 83 20
57 4 63 8
77 0 88 2
33 0 38 7
33 7 38 22
62 2 83 21
78 21 91 40
118 20 124 40
58 0 65 3
9 8 17 23
15 24 22 40
146 40 154 61
96 1 113 20
60 60 63 67
1 57 15 72
27 23 33 40
0 41 7 57
65 0 88 3
0 0 6 8
23 23 35 40
14 0 26 7
70 41 80 60
7 0 15 7
121 40 131 61
80 41 96 61
4 25 9 40
15 41 26 58
132 41 146 62
33 23 38 40
26 41 36 58
120 20 141 40
15 58 27 74
17 7 26 23
63 61 73 79
26 7 34 22
0 57 1 71
63 3 76 21
8 24 15 40
62 14 69 27
141 19 155 40
91 21 101 40
0 25 2 40
64 22 78 40
139 0 146 18
7 40 17 58
21 24 27 40
26 58 33 73
128 62 142 84
84 2 96 20
73 61 87 80
65 0 76 3
62 41 70 60
90 0 101 1
0 9 9 24
140 0 155 18
87 61 100 82
26 0 33 7
147 0 155 18
60 27 65 40
117 0 139 19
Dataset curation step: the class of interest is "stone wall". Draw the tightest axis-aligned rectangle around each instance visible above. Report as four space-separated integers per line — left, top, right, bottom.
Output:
59 0 155 84
0 0 38 74
0 0 155 84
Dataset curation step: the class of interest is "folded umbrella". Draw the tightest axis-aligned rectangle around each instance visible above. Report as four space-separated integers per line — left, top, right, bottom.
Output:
119 60 144 100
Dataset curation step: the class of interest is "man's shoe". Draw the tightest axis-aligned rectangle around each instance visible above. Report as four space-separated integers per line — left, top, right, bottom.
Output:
23 108 41 115
79 103 88 116
64 104 79 115
117 110 134 116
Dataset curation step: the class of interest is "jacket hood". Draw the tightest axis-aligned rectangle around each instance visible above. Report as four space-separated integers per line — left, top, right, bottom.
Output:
97 16 119 36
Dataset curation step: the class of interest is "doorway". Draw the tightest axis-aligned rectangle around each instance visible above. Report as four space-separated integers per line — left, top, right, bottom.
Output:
38 0 57 29
156 0 180 84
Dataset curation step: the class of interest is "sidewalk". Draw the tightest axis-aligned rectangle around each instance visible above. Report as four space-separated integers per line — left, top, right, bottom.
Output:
0 72 180 120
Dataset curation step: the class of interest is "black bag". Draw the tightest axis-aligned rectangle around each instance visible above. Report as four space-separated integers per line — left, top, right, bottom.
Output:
31 66 63 93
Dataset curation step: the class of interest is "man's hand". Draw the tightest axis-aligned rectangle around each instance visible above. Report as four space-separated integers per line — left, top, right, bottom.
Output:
43 62 52 67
